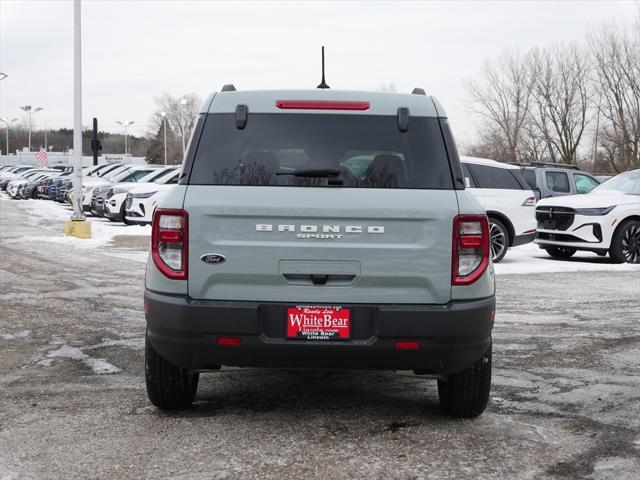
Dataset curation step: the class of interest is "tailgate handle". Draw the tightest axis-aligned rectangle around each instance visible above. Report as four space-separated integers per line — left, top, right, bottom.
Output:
282 273 357 286
310 274 328 285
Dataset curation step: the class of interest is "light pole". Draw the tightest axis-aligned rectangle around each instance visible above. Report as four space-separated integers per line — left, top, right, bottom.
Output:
116 120 134 155
160 111 167 165
19 105 43 151
70 0 85 224
0 117 18 155
180 98 188 160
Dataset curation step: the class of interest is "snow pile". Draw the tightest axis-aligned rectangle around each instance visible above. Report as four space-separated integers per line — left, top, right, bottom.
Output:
2 195 150 249
37 344 121 374
0 330 31 340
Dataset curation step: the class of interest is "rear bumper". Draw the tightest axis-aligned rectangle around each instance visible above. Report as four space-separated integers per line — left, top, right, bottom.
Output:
145 290 495 375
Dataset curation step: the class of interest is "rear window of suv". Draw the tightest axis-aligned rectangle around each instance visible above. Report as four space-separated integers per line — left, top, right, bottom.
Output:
188 114 454 189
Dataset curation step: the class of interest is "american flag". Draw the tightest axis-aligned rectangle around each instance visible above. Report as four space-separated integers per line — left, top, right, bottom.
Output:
35 145 48 167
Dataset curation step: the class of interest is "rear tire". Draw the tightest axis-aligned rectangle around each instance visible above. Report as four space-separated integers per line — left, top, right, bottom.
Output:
544 246 577 259
145 334 199 409
609 220 640 264
488 218 509 263
437 345 491 418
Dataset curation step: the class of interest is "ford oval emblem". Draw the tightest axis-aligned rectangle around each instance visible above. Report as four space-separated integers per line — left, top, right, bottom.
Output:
200 253 226 265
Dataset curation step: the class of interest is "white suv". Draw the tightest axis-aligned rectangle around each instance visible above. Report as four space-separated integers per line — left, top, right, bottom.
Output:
461 156 536 262
535 169 640 263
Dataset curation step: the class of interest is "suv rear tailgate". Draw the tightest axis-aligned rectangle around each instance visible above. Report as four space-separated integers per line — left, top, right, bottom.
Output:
185 186 458 304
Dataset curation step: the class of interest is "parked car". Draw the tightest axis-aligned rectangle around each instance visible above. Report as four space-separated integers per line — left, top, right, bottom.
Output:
81 165 147 213
6 169 58 197
105 167 179 222
19 172 63 199
90 166 166 217
144 87 495 417
460 156 536 262
515 162 600 200
535 169 640 263
124 169 181 225
0 167 49 190
48 177 73 202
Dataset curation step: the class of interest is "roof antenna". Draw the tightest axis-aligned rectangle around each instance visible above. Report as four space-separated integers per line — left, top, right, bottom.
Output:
316 46 330 89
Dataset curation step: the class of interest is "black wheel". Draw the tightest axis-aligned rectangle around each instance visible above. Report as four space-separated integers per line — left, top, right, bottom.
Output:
610 220 640 264
120 202 131 225
438 345 491 418
145 334 198 409
488 218 509 263
544 246 577 259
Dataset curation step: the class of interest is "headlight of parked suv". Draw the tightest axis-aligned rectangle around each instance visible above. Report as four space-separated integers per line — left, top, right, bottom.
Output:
111 188 129 196
132 191 157 199
574 206 615 216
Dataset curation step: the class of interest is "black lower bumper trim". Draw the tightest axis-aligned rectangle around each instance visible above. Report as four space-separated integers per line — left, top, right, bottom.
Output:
145 291 495 375
513 232 536 247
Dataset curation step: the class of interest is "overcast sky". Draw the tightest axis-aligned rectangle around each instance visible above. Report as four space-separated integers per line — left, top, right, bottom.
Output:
0 0 637 146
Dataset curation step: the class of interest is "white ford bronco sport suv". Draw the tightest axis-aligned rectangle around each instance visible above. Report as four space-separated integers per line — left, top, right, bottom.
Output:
144 86 496 417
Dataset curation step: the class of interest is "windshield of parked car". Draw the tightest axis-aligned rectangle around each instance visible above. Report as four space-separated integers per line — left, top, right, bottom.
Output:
118 169 156 182
137 168 172 183
153 168 179 184
99 165 128 178
23 170 50 179
591 170 640 195
189 113 454 189
104 168 134 183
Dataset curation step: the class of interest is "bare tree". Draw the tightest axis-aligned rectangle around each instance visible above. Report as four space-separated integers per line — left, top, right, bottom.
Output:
146 92 202 164
589 23 640 171
519 122 551 162
462 125 512 162
148 92 201 142
465 49 534 161
529 44 592 165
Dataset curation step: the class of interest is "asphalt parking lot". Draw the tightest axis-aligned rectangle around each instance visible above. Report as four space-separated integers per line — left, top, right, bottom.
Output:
1 197 639 480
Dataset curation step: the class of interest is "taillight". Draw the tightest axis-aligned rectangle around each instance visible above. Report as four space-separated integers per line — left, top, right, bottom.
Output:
152 209 188 280
522 196 536 206
452 214 490 286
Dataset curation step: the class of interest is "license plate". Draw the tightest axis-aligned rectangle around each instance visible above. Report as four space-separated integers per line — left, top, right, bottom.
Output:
286 306 350 340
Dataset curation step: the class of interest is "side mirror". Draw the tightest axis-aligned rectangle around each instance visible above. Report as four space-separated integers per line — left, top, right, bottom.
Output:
464 177 471 188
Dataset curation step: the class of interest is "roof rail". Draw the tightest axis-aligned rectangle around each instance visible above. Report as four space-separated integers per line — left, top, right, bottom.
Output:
411 87 426 95
221 84 237 92
508 161 581 170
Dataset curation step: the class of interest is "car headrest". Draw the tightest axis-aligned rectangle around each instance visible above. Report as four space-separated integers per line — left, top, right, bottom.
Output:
365 154 406 187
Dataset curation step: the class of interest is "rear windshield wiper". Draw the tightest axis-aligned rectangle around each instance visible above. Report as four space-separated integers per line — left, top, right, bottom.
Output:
275 168 341 178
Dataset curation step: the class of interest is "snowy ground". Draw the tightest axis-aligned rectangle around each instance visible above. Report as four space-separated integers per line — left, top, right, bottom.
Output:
1 193 639 479
1 195 151 249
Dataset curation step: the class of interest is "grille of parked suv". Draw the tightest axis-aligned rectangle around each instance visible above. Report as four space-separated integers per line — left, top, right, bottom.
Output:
536 207 575 231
